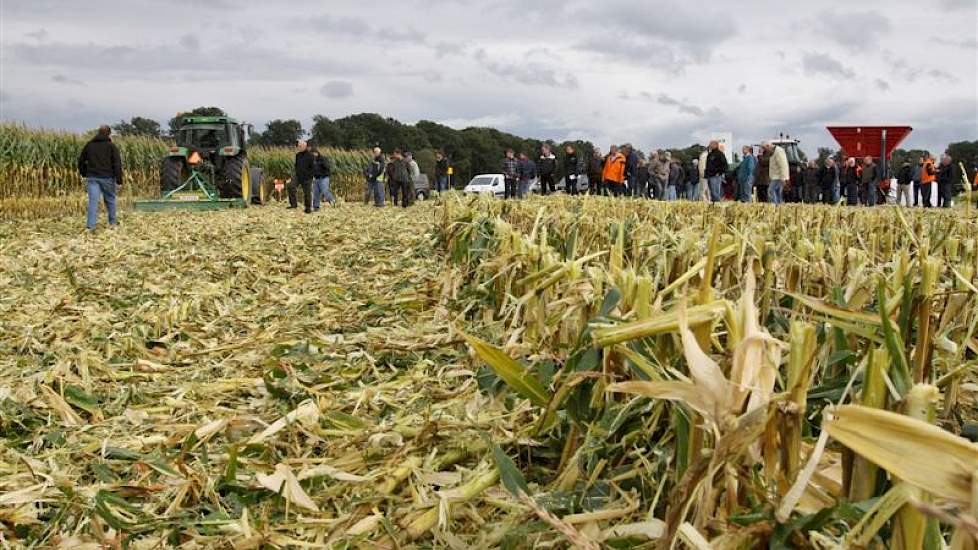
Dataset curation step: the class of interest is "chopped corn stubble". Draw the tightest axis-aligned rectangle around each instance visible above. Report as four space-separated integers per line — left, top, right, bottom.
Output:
2 194 978 548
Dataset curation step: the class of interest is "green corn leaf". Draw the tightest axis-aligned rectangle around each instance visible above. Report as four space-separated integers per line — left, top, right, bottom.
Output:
462 332 551 407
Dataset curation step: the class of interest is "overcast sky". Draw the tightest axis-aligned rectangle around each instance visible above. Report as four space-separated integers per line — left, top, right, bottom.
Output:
1 0 975 156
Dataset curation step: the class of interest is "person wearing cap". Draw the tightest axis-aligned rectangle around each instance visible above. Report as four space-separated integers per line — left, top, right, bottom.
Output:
78 124 124 230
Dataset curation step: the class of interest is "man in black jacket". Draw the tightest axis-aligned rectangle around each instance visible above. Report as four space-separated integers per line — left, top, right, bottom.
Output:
937 154 955 208
538 144 557 195
622 144 639 197
290 140 315 212
435 151 450 193
517 153 536 198
896 161 913 207
704 140 728 202
587 149 604 195
364 147 386 207
563 145 581 195
390 149 413 208
78 125 124 230
817 158 840 205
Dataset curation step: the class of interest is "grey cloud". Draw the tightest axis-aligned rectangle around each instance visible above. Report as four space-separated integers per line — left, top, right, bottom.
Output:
940 0 975 9
473 49 578 89
376 26 426 44
307 14 425 44
575 36 684 73
433 42 465 58
8 40 357 80
656 94 705 117
51 74 84 85
802 52 855 80
737 84 747 94
620 91 716 118
875 79 891 91
26 28 48 40
928 68 960 82
320 81 354 99
934 37 978 49
801 10 892 52
179 33 199 52
307 14 370 34
611 3 736 60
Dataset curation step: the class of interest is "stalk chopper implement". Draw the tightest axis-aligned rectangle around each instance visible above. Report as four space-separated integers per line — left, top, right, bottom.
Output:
134 115 266 212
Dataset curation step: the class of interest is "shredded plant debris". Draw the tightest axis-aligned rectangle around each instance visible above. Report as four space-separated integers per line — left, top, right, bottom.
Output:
3 196 978 548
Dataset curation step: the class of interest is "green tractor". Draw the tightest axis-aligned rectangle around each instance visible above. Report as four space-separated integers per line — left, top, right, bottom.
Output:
134 115 265 212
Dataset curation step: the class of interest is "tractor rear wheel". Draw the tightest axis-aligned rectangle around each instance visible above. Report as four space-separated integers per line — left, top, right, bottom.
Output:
161 157 183 194
223 154 252 206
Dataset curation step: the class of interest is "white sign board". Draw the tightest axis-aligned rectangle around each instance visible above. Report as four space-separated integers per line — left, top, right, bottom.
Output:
708 132 734 164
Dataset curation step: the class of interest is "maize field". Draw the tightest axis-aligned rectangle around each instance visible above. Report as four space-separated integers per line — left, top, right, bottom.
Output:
0 124 371 221
2 191 978 548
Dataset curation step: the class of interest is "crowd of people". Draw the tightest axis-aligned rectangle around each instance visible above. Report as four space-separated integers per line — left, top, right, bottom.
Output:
361 146 446 208
494 141 969 208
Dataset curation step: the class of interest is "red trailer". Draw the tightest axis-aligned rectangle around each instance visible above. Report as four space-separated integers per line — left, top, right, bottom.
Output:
826 126 913 176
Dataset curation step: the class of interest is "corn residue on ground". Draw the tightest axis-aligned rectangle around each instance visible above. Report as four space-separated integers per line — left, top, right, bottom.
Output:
4 197 978 548
0 202 506 547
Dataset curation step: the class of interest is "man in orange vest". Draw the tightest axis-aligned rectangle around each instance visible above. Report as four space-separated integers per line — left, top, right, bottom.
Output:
920 154 937 208
602 145 626 197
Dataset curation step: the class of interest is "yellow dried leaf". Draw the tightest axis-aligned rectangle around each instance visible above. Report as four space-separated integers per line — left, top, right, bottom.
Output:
824 405 978 504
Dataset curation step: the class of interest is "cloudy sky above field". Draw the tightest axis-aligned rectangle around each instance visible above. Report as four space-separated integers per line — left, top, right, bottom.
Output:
1 0 975 155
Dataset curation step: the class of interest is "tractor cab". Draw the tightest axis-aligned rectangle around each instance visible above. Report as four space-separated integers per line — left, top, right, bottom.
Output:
173 116 247 159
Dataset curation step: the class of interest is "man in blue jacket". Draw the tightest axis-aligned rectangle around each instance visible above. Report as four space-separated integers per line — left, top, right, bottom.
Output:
736 145 756 203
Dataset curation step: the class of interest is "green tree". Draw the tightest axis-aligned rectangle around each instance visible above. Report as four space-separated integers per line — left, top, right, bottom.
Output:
816 147 833 165
168 106 226 136
311 116 343 148
946 140 978 182
112 116 161 137
253 119 304 147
